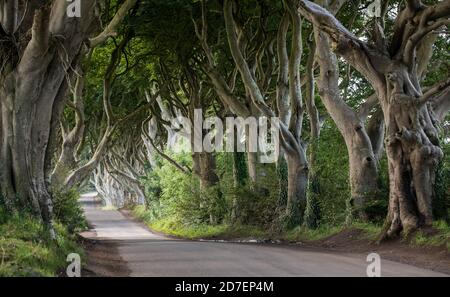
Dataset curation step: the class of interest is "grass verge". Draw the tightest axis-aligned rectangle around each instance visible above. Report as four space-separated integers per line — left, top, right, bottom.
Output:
132 205 384 242
0 211 84 277
133 205 450 252
411 220 450 251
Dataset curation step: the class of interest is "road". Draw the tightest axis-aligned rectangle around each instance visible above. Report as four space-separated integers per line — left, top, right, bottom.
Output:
80 193 447 277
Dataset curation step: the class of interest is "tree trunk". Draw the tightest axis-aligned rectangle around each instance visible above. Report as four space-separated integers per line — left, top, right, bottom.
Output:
247 151 258 187
347 136 380 222
298 0 450 236
51 72 85 190
314 29 380 222
0 2 98 235
382 64 443 237
303 41 321 228
276 156 289 213
199 152 222 225
285 154 308 228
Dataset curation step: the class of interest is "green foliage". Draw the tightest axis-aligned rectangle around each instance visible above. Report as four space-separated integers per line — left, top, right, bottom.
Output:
53 190 88 233
0 208 83 277
433 143 450 221
304 180 321 230
219 153 280 227
141 153 228 225
315 121 351 225
140 152 280 230
226 185 277 227
133 207 226 239
133 205 268 240
276 157 288 211
411 221 450 251
284 225 344 242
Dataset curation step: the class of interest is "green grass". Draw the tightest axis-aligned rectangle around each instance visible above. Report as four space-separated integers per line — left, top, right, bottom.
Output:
133 206 450 251
282 222 383 242
133 205 382 242
351 222 383 240
283 225 344 242
0 212 84 277
150 218 228 239
133 205 266 239
411 220 450 251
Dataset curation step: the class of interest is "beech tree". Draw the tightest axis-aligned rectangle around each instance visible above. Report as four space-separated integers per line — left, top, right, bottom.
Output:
2 0 448 243
0 0 137 234
306 0 383 222
193 0 312 226
299 0 450 237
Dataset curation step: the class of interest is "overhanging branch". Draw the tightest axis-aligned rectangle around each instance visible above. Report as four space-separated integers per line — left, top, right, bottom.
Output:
89 0 137 48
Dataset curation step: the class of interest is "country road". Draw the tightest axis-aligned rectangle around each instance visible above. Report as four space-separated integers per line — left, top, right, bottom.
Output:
80 193 447 277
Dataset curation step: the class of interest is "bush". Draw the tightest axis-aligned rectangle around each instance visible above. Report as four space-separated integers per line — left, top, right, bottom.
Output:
223 183 278 227
434 141 450 221
141 153 227 225
53 189 87 232
315 123 351 225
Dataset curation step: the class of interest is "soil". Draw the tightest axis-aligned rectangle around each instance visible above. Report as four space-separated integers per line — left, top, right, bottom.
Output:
78 231 131 277
301 228 450 275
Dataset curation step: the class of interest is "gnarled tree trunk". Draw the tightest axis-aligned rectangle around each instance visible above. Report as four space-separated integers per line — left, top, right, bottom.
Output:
0 0 137 235
382 63 443 235
0 2 97 234
300 0 450 236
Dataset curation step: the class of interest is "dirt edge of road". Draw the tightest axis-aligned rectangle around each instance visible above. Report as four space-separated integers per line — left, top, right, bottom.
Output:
79 236 131 277
119 209 450 276
303 229 450 275
77 223 131 277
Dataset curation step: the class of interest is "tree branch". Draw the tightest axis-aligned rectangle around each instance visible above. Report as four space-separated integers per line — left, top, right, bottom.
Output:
420 77 450 105
298 0 387 94
285 0 304 140
141 116 192 174
89 0 137 48
0 0 18 34
358 94 378 121
431 87 450 122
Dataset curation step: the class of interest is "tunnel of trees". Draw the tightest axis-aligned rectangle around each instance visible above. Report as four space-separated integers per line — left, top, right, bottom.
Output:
0 0 449 263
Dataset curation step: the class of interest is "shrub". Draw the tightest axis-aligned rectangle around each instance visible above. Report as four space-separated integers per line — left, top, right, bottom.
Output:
434 141 450 221
53 189 87 232
141 153 225 225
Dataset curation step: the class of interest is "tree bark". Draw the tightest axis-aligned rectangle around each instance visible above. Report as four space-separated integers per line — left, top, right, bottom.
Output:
303 41 321 228
309 1 381 223
51 71 86 190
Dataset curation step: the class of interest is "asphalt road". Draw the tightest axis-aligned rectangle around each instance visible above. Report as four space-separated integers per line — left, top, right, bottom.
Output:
80 193 447 277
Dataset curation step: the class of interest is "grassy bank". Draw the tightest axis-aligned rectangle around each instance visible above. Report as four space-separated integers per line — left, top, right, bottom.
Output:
133 205 450 251
132 205 381 242
0 211 84 277
412 220 450 250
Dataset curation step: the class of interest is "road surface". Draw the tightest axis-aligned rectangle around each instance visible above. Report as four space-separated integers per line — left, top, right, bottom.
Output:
80 193 447 277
